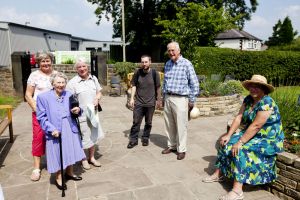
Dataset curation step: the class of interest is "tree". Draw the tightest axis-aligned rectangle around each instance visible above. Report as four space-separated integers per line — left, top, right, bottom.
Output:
266 16 298 46
155 3 236 59
279 16 298 44
87 0 258 61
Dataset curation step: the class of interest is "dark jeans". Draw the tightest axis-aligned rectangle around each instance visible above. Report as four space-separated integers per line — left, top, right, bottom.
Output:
129 105 155 143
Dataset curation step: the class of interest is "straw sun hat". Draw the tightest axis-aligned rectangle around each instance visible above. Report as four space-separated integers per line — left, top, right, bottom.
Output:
242 75 274 94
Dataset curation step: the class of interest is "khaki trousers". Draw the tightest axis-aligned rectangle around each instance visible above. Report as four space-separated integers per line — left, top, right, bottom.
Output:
164 95 188 152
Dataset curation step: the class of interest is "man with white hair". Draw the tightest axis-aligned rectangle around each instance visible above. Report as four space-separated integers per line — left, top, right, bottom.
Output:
66 58 104 170
162 41 199 160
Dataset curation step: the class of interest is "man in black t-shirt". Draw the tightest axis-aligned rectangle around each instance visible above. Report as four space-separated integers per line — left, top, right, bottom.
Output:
127 55 162 148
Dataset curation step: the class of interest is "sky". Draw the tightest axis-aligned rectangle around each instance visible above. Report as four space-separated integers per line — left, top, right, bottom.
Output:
0 0 299 42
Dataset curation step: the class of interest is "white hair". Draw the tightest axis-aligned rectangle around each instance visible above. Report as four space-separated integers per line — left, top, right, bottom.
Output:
50 72 68 86
167 41 180 51
74 57 88 68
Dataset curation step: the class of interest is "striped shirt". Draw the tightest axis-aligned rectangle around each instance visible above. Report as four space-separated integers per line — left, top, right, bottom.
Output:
163 56 199 103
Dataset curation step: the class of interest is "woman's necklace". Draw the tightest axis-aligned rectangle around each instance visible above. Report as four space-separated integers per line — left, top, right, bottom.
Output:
55 92 64 102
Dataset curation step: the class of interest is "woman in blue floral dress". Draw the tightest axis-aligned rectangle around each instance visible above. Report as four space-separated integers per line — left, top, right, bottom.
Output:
203 75 284 200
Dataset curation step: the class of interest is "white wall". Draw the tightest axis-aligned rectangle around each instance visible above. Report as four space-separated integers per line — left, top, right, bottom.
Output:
215 39 262 51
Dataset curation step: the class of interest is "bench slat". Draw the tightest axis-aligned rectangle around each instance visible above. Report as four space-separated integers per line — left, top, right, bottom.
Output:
0 105 14 143
0 118 10 135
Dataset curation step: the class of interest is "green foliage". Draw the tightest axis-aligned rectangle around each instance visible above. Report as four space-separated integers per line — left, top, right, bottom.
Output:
200 79 221 97
155 2 236 60
290 144 300 154
271 86 300 134
61 58 75 64
0 94 22 120
266 16 298 46
200 79 243 97
193 47 300 85
270 86 300 154
114 62 137 81
218 80 244 96
268 37 300 51
87 0 258 61
107 59 116 64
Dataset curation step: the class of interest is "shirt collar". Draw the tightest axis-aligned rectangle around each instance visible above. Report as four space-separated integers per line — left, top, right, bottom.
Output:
171 55 183 64
76 74 93 83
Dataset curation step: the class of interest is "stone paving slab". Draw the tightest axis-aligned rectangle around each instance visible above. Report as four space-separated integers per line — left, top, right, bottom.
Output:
0 96 280 200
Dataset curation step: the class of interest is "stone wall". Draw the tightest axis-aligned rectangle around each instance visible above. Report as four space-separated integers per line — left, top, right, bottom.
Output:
195 94 242 116
53 64 78 80
107 63 164 86
269 152 300 200
0 67 15 95
106 63 164 95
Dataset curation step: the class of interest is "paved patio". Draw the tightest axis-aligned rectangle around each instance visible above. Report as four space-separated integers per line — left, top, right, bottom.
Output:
0 96 279 200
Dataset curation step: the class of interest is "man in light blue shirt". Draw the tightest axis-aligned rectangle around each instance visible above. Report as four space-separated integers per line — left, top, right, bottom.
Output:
162 41 199 160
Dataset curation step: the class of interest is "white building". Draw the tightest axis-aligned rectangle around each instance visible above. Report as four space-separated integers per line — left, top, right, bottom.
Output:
0 21 122 68
214 29 263 51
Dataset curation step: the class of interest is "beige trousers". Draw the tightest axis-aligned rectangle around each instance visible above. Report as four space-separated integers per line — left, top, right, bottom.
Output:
164 95 189 152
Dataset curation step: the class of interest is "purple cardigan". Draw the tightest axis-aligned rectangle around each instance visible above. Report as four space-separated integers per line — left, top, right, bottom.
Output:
36 89 81 139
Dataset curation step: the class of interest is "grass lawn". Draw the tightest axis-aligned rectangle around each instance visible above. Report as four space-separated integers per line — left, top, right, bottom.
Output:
0 94 23 120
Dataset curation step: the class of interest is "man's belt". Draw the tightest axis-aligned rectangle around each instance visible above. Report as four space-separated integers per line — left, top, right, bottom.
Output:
166 92 188 97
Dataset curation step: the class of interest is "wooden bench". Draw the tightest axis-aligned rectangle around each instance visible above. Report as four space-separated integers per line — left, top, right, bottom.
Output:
0 105 14 143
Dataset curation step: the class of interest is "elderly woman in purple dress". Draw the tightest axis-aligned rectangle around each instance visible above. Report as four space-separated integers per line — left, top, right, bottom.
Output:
36 72 85 190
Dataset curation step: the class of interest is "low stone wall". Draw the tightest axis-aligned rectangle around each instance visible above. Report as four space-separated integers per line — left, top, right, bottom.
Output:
107 63 164 86
53 64 79 80
269 152 300 200
195 94 242 116
0 67 15 95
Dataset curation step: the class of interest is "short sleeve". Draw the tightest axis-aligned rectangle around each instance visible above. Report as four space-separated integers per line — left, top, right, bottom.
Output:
131 70 139 87
258 96 274 111
27 72 36 86
155 71 161 87
93 76 102 91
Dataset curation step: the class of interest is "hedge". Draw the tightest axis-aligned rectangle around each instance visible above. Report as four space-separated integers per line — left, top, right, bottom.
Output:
192 47 300 86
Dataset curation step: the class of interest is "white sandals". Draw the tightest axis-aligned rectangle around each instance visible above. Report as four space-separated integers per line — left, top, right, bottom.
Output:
219 190 244 200
30 168 41 181
202 175 224 183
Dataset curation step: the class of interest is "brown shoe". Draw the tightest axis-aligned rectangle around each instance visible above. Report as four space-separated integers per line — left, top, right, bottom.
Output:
177 152 186 160
161 148 177 154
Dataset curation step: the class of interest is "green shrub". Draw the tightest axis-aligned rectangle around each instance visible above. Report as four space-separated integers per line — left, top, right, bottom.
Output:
218 80 244 96
200 79 221 97
200 79 243 97
114 62 137 81
193 47 300 85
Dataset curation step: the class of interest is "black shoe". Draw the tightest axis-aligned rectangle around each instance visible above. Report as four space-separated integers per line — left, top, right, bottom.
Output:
65 174 82 181
142 139 149 146
55 180 67 190
127 141 138 149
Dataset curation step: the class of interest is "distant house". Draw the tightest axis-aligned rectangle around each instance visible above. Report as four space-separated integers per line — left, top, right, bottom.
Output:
0 21 122 68
214 29 263 51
